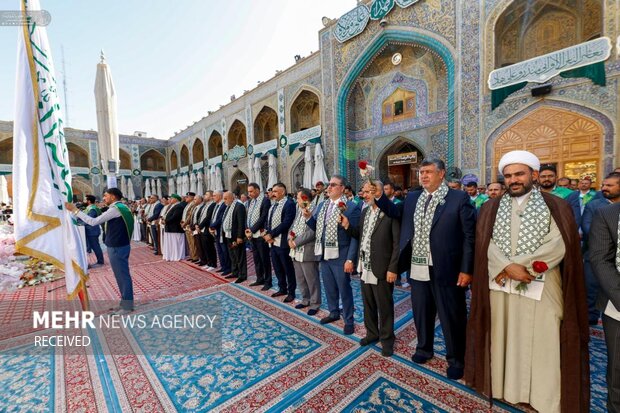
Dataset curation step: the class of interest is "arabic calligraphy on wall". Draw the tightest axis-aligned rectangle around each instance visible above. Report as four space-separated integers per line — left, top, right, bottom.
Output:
488 37 612 90
334 0 420 43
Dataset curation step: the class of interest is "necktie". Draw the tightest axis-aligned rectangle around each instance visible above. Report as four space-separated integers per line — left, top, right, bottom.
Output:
424 195 433 214
326 201 335 218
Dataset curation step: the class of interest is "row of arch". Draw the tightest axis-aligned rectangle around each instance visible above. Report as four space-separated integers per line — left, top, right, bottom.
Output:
0 139 167 172
170 89 320 170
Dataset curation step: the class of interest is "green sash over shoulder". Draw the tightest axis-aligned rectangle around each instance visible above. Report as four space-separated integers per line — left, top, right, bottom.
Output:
112 202 134 239
86 204 102 216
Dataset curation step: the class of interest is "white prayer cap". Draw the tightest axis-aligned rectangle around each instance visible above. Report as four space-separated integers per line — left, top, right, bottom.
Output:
498 150 540 174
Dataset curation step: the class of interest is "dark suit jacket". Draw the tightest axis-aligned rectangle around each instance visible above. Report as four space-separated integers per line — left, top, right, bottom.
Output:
198 203 216 232
147 202 164 223
581 196 612 256
164 201 186 233
307 199 361 263
589 202 620 312
376 189 476 285
346 206 400 278
265 198 296 248
82 206 102 237
248 196 272 233
209 202 227 240
567 190 602 229
224 202 247 240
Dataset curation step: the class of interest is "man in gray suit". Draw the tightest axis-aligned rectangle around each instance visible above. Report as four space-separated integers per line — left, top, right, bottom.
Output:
342 181 400 356
582 172 620 325
590 200 620 413
289 188 321 315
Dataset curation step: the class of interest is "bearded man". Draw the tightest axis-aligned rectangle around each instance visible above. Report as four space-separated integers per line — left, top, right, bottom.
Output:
465 150 590 413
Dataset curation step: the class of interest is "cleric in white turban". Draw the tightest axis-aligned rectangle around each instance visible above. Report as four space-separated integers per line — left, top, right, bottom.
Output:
498 150 541 175
465 149 590 412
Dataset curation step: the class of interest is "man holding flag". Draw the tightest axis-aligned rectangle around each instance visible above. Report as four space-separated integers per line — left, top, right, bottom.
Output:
13 0 89 309
66 188 135 313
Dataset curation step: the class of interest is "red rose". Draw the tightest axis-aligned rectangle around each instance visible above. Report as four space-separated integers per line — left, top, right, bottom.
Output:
289 231 296 238
358 160 368 170
301 194 309 201
532 261 548 273
338 201 346 211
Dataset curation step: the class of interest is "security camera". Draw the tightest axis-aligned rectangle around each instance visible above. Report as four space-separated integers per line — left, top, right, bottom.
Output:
379 18 387 27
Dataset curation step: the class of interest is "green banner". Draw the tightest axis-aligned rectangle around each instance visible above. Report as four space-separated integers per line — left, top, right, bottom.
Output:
491 82 527 110
560 61 606 86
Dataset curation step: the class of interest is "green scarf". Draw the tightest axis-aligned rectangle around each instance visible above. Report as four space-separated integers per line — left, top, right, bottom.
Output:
86 204 102 216
111 202 134 239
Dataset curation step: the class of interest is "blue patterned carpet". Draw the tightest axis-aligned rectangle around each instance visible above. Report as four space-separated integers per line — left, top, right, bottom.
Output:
342 377 447 413
0 345 53 412
0 274 611 412
136 292 322 412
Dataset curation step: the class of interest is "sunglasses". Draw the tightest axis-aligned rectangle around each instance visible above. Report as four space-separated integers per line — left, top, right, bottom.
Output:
328 182 342 187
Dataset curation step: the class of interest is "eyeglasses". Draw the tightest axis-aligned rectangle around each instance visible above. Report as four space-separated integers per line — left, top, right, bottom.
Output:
328 182 342 187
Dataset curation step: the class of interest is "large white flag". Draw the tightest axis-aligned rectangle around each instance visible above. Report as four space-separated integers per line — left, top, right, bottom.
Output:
13 0 89 307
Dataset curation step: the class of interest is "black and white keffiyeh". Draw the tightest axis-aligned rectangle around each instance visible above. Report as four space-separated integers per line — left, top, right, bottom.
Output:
491 188 551 299
410 183 449 281
314 196 347 260
492 188 550 258
247 193 265 233
358 206 382 285
290 204 313 260
267 199 286 246
222 200 238 239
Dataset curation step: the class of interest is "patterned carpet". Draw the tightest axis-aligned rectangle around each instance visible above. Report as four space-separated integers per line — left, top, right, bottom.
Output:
0 242 610 412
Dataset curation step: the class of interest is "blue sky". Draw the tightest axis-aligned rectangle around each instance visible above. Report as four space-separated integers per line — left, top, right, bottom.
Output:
0 0 354 139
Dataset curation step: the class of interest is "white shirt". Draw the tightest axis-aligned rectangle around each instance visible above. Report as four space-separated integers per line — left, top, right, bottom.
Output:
75 203 121 226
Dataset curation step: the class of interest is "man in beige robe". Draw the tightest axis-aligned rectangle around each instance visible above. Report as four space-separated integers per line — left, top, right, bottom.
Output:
465 150 590 413
487 193 565 412
181 192 197 260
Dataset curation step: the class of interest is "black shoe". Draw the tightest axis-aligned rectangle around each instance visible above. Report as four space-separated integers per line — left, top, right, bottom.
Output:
153 251 159 255
359 337 378 346
261 285 272 291
234 278 246 284
343 325 354 335
295 303 308 309
196 261 206 266
320 316 339 325
283 295 295 303
249 281 264 287
221 272 232 277
381 346 393 357
446 366 464 380
271 291 286 298
411 353 432 364
224 274 236 279
307 309 318 316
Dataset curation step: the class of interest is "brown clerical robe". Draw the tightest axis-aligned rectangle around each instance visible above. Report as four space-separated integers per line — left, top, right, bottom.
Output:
465 191 590 412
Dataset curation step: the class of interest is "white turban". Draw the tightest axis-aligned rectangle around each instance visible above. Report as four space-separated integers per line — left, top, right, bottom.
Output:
498 150 540 174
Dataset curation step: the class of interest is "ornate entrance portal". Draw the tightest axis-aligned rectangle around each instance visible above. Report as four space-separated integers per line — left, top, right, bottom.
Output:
493 107 603 182
230 170 249 196
379 139 423 190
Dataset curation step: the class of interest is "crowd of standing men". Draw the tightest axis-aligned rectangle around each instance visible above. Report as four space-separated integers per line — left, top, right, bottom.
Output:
70 150 620 413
